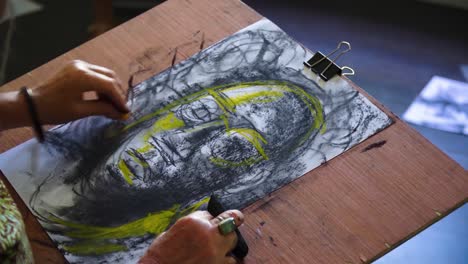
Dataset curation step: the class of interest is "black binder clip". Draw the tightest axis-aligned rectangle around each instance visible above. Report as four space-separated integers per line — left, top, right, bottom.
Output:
304 41 355 81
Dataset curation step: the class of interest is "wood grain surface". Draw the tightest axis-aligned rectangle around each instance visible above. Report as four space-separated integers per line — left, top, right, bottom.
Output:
0 0 466 263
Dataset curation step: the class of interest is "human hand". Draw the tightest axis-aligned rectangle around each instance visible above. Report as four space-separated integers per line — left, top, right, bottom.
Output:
31 60 130 125
139 210 245 264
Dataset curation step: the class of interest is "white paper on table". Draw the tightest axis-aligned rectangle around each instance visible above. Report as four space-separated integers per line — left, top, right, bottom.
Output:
461 65 468 82
403 76 468 135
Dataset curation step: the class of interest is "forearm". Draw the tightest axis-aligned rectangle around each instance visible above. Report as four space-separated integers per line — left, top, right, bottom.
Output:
0 90 30 131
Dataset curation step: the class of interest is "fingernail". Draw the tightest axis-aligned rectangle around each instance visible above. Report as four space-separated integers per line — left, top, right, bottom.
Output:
121 113 131 120
121 103 131 113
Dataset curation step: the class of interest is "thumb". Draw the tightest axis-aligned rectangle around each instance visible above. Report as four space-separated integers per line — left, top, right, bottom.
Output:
78 101 129 120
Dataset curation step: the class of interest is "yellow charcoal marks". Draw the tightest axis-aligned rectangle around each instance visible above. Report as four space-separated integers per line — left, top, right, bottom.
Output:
125 80 325 136
127 151 149 168
50 206 174 240
143 112 185 141
123 82 285 131
51 197 210 255
122 80 325 171
223 81 325 137
136 144 152 153
123 88 212 130
207 89 235 113
228 128 268 160
178 197 210 216
121 81 324 172
229 90 284 105
220 81 267 92
209 128 269 167
119 113 185 184
61 81 326 256
220 114 230 129
207 89 234 130
285 84 325 133
118 160 133 185
183 120 224 133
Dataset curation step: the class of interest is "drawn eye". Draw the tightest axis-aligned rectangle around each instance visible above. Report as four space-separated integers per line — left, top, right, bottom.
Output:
177 98 222 124
208 128 268 168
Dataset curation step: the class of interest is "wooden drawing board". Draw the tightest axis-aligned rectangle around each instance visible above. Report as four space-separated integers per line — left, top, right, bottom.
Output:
0 0 466 263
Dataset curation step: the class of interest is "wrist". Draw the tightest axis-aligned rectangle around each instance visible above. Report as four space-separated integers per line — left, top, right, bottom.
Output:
28 85 46 123
0 90 30 130
20 87 45 142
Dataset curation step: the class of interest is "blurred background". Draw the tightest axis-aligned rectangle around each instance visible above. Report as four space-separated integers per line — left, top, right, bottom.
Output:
0 0 466 263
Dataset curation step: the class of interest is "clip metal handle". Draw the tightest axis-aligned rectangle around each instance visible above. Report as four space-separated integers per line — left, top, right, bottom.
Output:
341 66 355 76
318 41 351 77
304 41 353 81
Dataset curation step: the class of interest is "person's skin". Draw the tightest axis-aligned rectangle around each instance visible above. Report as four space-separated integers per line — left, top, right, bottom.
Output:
139 210 244 264
0 60 243 264
0 60 130 130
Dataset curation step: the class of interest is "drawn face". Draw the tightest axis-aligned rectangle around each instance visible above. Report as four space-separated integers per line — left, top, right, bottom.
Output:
22 20 391 262
107 80 324 193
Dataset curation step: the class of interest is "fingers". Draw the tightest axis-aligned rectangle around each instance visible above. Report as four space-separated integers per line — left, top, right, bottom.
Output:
166 209 244 263
210 210 244 227
73 60 118 80
225 256 237 264
86 64 127 98
78 101 128 120
189 210 214 221
84 71 130 113
87 64 118 79
221 229 238 254
209 210 244 254
71 60 128 109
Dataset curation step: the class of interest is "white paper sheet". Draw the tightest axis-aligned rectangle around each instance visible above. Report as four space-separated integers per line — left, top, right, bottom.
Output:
403 76 468 135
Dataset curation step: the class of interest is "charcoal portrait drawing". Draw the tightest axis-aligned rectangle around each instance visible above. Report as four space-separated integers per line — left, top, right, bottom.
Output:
0 19 392 263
